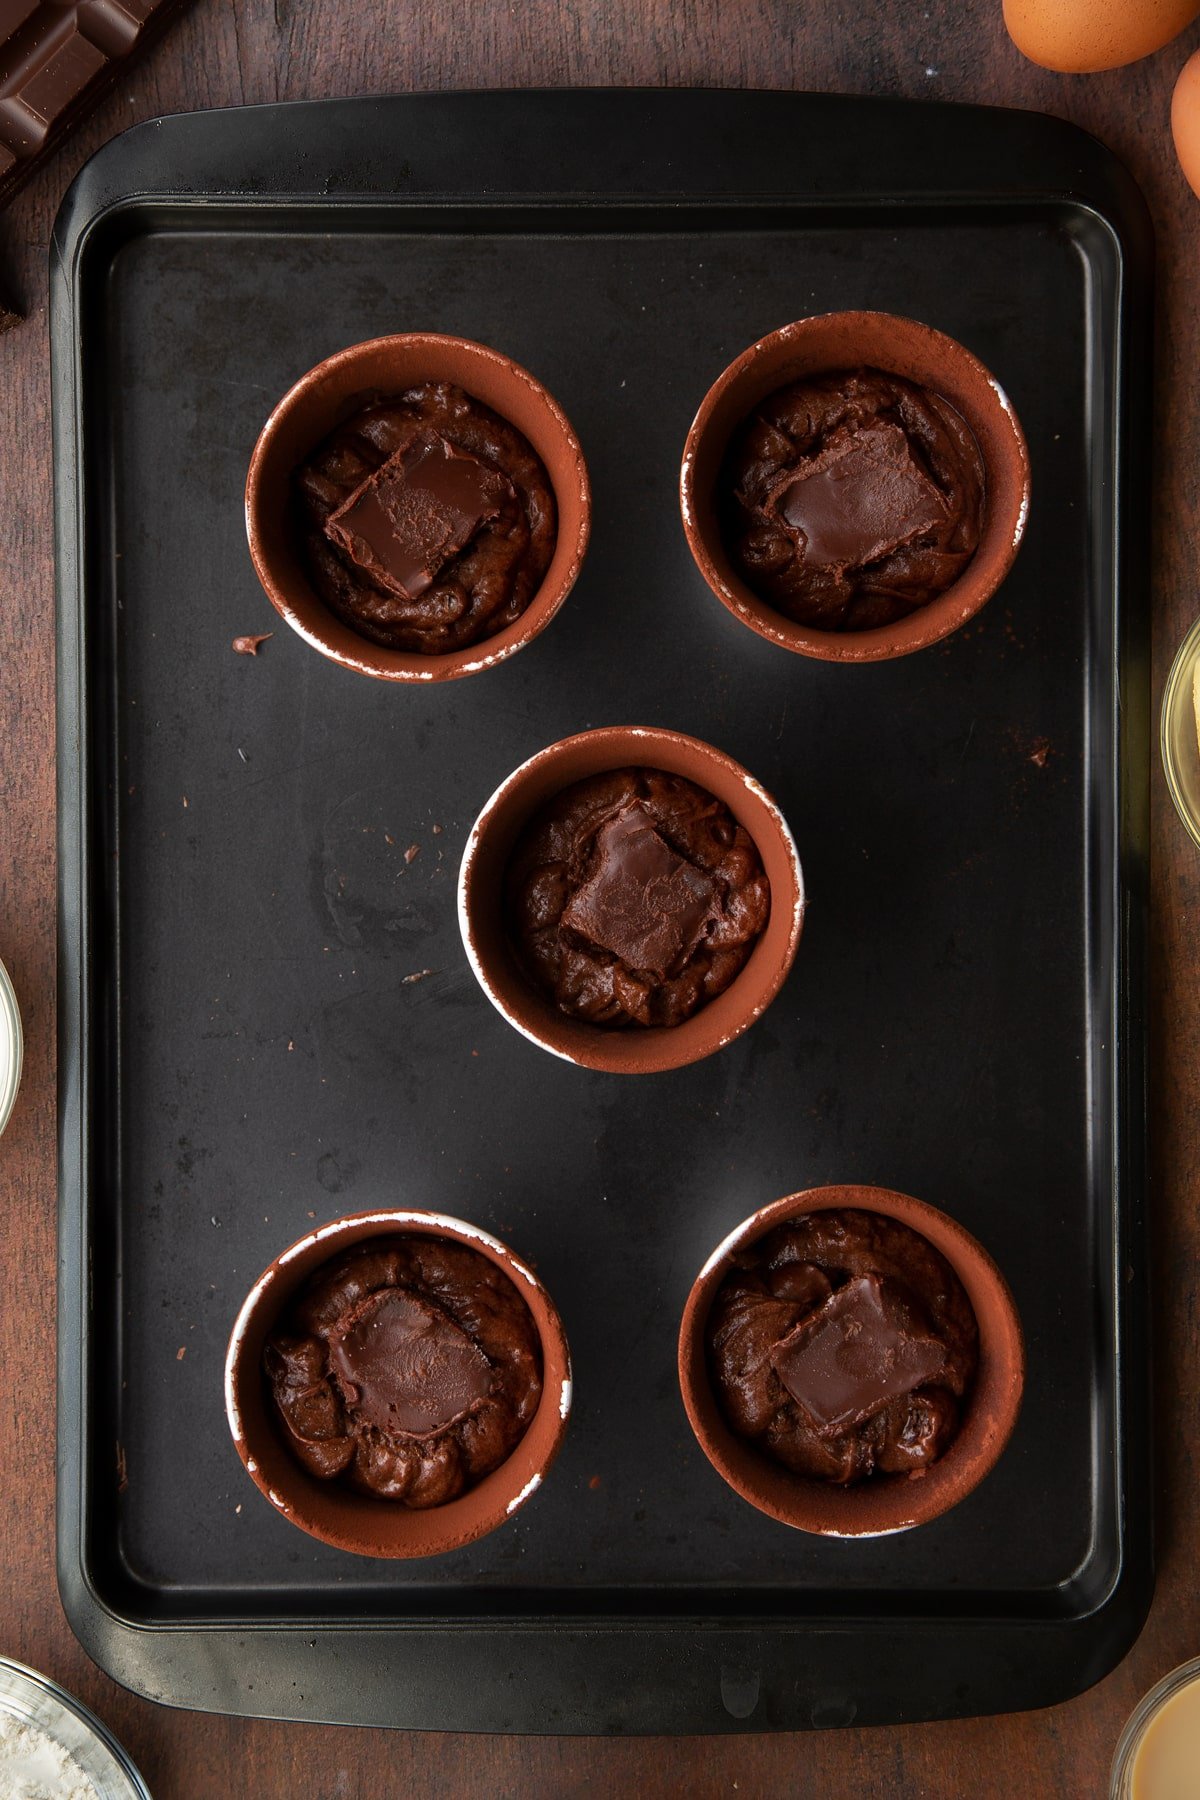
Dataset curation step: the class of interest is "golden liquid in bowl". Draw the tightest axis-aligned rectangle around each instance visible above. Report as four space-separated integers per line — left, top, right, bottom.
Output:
1162 614 1200 851
1131 1675 1200 1798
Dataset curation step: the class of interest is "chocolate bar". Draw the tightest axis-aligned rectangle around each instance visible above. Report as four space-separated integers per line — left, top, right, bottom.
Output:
0 0 185 305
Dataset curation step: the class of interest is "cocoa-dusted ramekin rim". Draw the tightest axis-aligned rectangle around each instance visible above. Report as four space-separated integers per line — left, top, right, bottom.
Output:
245 332 592 682
224 1208 572 1559
678 1183 1025 1536
457 726 806 1075
679 310 1031 663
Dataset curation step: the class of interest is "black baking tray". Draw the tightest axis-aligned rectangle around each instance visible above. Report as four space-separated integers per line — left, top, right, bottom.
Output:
53 89 1152 1733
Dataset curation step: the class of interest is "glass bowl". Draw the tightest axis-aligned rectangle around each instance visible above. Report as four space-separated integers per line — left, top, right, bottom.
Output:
1110 1656 1200 1797
0 956 22 1138
1161 614 1200 850
0 1658 150 1799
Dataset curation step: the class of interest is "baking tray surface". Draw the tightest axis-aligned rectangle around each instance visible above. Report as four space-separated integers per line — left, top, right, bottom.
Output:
54 89 1151 1732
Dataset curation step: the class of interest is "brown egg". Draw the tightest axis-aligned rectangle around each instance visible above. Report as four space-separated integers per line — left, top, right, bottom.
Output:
1004 0 1200 72
1173 47 1200 197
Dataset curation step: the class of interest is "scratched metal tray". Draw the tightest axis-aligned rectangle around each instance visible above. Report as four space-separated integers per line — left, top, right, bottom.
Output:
53 90 1152 1733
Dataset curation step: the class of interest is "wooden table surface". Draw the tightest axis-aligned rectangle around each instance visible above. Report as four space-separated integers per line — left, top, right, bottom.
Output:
2 3 1198 1795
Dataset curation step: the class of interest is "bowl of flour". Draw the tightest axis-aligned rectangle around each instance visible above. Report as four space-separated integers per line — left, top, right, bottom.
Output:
0 1659 149 1800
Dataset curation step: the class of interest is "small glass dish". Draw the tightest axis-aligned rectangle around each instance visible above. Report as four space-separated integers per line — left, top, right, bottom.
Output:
0 955 22 1137
1161 614 1200 850
0 1657 150 1799
1109 1656 1200 1797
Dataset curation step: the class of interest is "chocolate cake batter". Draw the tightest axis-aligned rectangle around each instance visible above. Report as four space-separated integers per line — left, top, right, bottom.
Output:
708 1210 978 1484
265 1236 542 1507
506 767 771 1029
294 382 557 653
722 368 985 632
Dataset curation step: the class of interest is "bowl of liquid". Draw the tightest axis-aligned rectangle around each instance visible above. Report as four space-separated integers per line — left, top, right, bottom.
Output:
1111 1657 1200 1798
1162 614 1200 851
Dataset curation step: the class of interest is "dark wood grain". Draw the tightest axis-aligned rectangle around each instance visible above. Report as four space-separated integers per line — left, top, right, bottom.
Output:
1 4 1197 1795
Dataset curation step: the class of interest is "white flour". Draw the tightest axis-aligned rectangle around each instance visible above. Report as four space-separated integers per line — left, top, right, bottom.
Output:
0 1715 99 1800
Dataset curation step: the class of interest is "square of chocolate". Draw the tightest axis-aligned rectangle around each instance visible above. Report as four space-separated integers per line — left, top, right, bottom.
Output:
324 431 510 600
770 1273 948 1439
327 1288 492 1439
768 419 948 568
560 801 717 978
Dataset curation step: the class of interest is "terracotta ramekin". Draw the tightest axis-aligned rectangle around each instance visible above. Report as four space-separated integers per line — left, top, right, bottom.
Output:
224 1209 572 1558
458 726 806 1075
245 333 591 682
679 311 1031 662
678 1184 1024 1536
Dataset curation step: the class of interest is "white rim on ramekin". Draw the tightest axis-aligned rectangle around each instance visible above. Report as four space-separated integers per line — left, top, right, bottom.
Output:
244 333 592 684
224 1207 572 1452
223 1208 573 1538
457 728 806 1070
